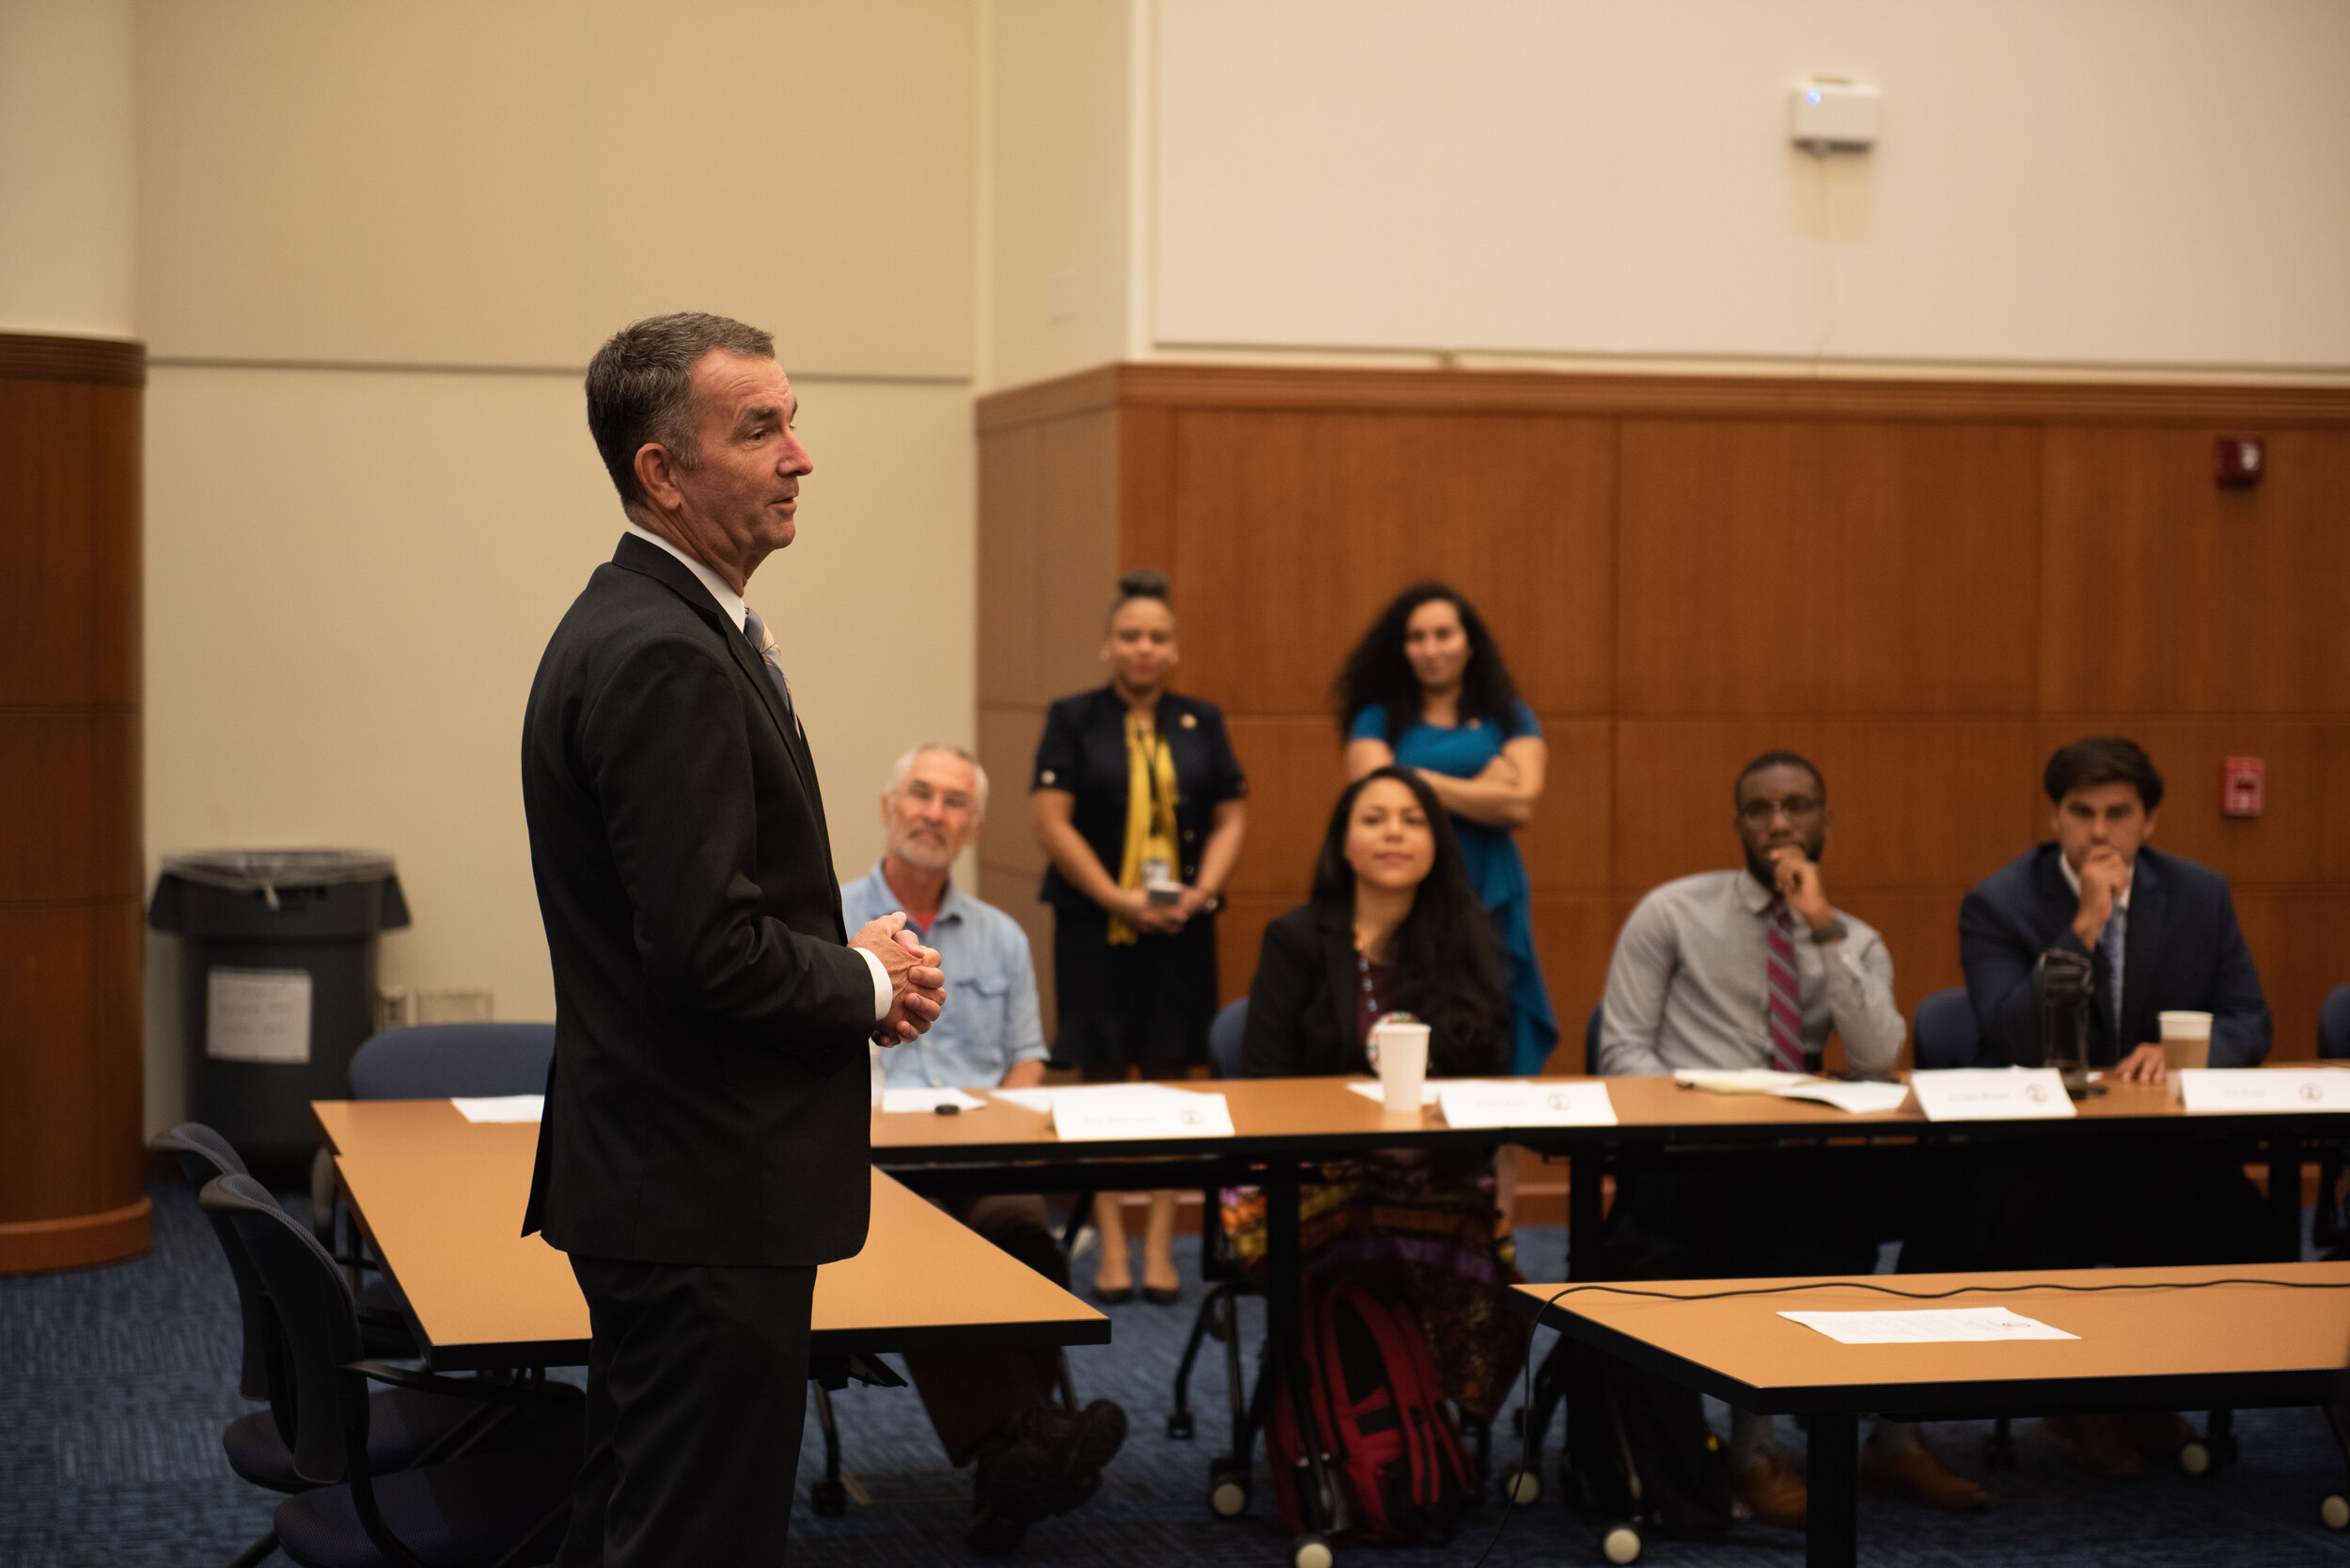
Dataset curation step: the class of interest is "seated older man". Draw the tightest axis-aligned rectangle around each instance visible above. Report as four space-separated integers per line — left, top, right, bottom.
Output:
841 744 1126 1554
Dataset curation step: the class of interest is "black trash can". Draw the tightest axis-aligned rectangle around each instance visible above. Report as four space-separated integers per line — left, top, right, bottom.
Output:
149 850 411 1166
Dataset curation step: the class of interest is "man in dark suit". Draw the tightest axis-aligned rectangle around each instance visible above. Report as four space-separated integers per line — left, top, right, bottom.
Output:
522 312 945 1565
1963 736 2270 1078
1955 735 2268 1475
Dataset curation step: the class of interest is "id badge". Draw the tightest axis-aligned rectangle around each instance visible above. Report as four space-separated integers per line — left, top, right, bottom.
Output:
1143 857 1180 902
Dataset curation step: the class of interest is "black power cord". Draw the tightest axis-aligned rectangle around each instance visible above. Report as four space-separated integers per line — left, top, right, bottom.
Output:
1468 1274 2350 1565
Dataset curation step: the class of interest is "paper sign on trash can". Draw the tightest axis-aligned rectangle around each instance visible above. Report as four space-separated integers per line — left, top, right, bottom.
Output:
205 967 313 1063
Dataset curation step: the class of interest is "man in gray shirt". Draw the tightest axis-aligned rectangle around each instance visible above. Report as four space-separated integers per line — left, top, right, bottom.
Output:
1598 752 1983 1522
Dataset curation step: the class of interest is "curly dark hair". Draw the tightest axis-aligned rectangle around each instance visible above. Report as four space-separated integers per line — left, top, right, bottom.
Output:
1332 582 1524 745
1308 768 1509 1075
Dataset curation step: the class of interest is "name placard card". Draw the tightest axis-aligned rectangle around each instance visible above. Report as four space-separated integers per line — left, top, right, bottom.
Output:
1436 1080 1618 1129
452 1095 544 1123
2179 1068 2350 1116
1052 1090 1235 1141
1909 1069 2075 1121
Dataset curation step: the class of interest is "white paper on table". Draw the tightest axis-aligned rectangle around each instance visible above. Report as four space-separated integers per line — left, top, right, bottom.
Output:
452 1094 543 1123
2179 1067 2350 1116
1346 1079 1440 1107
880 1087 988 1114
1672 1068 1819 1095
1768 1081 1914 1116
987 1082 1188 1114
1053 1090 1235 1141
1908 1068 2075 1121
1437 1080 1618 1128
1778 1306 2078 1345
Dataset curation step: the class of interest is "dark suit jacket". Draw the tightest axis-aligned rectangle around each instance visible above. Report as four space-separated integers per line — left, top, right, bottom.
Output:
520 534 876 1267
1030 686 1246 917
1241 903 1367 1078
1959 843 2270 1071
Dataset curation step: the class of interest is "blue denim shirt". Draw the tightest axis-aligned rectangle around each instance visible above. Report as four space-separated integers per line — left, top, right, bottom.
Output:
839 862 1047 1090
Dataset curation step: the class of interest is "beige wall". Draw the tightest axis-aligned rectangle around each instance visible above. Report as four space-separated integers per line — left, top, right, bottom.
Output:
979 0 1136 390
135 1 979 1133
1150 0 2350 376
0 0 135 335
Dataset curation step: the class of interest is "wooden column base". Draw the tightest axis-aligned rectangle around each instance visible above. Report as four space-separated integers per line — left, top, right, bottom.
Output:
0 1197 152 1276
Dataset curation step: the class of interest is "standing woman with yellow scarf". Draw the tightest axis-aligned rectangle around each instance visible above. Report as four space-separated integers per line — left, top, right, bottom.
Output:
1032 570 1248 1302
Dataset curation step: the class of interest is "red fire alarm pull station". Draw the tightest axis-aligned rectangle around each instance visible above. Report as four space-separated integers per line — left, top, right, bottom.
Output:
2222 757 2264 817
2216 436 2265 488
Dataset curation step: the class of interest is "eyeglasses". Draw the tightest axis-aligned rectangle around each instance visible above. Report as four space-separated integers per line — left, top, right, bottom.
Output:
1738 795 1824 824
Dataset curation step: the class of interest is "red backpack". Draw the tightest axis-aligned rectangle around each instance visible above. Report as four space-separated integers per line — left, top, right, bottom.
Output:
1264 1274 1477 1545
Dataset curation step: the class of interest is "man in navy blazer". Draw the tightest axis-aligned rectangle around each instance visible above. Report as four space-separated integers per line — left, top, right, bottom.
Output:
1952 736 2268 1477
1961 739 2270 1077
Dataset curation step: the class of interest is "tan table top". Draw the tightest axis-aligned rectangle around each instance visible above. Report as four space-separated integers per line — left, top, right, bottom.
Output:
314 1099 1108 1372
869 1072 2282 1166
1512 1262 2350 1416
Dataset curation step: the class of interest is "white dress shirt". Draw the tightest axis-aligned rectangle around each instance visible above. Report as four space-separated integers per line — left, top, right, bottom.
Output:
623 522 889 1023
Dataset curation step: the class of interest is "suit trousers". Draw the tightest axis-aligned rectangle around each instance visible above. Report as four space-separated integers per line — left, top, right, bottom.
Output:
556 1254 817 1567
900 1193 1067 1466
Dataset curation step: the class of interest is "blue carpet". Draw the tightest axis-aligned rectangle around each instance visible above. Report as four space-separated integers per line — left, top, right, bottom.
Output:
6 1183 2350 1566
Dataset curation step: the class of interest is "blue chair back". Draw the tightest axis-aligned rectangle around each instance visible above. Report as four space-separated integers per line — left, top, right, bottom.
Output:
1913 988 1981 1070
1208 997 1248 1080
2320 984 2350 1060
348 1023 555 1099
1583 1006 1604 1075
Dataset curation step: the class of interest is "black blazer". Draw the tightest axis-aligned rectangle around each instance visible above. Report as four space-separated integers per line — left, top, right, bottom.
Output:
1030 686 1246 917
520 535 876 1267
1242 904 1368 1078
1959 843 2270 1070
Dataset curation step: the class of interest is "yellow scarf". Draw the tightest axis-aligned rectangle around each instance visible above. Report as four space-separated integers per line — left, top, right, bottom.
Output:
1108 713 1181 944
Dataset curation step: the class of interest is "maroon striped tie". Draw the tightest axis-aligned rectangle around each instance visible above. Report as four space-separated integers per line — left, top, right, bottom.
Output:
1764 895 1805 1073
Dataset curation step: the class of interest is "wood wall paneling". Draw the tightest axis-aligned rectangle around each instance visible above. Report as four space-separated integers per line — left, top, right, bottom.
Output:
1168 411 1615 714
0 348 149 1272
1612 719 2042 895
1616 420 2041 715
2039 428 2350 714
973 365 2350 1091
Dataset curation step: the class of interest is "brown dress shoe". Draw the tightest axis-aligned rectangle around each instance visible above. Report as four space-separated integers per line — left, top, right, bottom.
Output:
2041 1414 2144 1478
1860 1437 1990 1511
1734 1451 1809 1528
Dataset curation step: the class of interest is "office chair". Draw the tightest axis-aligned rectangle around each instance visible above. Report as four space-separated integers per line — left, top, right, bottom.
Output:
1912 988 1982 1070
1167 998 1256 1516
316 1024 558 1356
153 1126 542 1568
201 1172 582 1568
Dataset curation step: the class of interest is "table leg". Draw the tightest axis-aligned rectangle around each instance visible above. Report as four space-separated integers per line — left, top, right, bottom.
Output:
1805 1411 1858 1568
1264 1171 1342 1539
1569 1150 1604 1281
2270 1144 2305 1261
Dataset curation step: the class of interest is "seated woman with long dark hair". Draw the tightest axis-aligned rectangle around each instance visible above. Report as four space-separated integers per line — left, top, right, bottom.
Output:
1230 767 1528 1420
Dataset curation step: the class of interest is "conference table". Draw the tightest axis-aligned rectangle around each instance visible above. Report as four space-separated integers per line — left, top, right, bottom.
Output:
1511 1262 2350 1568
871 1070 2349 1556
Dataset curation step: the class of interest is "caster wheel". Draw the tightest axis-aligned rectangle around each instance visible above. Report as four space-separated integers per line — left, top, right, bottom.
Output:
2180 1440 2212 1476
809 1478 847 1517
1167 1409 1196 1440
2213 1432 2242 1466
1598 1521 1643 1564
1208 1455 1251 1518
1496 1464 1542 1506
2322 1494 2350 1531
1292 1534 1335 1568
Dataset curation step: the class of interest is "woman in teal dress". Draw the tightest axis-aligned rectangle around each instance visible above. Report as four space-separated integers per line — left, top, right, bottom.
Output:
1336 583 1559 1074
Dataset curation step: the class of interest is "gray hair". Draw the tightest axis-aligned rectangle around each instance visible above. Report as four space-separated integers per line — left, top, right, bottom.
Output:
585 312 776 511
885 744 989 816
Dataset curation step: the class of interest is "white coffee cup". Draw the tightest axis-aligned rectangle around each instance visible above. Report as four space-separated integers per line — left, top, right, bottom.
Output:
1370 1015 1432 1115
2159 1011 2213 1072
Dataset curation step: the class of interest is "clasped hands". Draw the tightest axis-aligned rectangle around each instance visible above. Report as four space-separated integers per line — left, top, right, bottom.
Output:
1115 883 1211 936
851 912 945 1045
